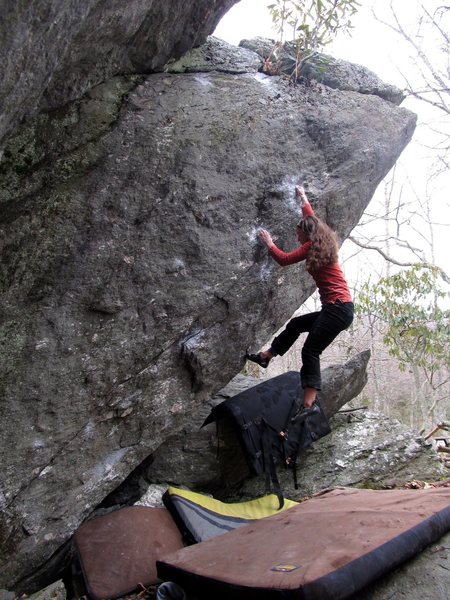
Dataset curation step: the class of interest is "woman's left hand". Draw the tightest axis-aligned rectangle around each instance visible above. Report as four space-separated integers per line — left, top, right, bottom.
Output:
258 228 274 247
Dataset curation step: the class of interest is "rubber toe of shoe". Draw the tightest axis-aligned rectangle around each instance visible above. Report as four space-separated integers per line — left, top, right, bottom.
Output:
302 404 320 416
291 404 320 423
245 353 269 368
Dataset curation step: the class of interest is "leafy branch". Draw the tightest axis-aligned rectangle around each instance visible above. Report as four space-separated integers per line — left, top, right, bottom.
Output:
356 266 450 405
267 0 361 79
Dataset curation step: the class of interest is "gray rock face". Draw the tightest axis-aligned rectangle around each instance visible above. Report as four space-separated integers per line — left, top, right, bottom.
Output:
354 532 450 600
0 0 239 146
27 581 67 600
0 28 416 596
166 36 263 74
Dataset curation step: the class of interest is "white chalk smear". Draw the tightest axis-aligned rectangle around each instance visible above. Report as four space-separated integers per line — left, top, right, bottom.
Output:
259 261 273 282
277 174 306 213
247 226 280 246
247 226 264 245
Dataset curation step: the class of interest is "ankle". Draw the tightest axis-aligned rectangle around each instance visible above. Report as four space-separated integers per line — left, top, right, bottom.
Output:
303 387 317 408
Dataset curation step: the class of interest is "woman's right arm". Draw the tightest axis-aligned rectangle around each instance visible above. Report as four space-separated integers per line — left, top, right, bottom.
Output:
295 186 315 218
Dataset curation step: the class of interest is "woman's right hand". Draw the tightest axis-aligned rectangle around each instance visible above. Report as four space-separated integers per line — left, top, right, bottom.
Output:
295 185 309 206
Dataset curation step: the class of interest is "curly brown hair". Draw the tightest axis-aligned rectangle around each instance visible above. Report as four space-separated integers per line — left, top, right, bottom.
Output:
297 215 339 271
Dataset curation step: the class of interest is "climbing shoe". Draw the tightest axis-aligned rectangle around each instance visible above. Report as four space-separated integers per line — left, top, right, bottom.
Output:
245 352 270 369
291 403 320 423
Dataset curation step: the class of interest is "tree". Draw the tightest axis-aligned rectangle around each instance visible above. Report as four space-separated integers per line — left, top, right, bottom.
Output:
374 2 450 181
339 1 449 284
267 0 361 78
337 1 450 430
357 265 449 429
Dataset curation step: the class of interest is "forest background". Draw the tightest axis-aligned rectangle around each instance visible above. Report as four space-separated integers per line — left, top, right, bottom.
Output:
214 0 450 432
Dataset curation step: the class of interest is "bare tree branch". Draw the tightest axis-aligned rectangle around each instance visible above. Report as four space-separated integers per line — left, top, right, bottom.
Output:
375 2 450 115
348 236 450 284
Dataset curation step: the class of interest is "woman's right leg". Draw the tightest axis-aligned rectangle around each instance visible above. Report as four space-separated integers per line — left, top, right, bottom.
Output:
303 387 318 408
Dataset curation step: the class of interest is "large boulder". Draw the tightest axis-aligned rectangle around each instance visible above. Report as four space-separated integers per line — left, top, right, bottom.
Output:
0 0 239 146
0 30 416 595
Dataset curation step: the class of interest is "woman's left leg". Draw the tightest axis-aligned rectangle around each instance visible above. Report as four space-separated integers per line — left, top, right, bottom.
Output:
246 312 320 368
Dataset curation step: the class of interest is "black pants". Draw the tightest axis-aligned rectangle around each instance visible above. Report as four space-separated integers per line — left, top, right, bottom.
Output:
270 301 354 390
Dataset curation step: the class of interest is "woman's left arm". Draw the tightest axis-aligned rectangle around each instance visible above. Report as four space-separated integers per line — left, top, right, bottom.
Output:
257 229 275 248
257 228 310 265
268 243 311 266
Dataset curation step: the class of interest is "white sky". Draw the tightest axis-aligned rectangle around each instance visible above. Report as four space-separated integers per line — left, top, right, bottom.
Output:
214 0 450 291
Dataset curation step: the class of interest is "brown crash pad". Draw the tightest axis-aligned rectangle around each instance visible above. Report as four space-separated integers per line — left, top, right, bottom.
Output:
157 487 450 600
73 506 184 600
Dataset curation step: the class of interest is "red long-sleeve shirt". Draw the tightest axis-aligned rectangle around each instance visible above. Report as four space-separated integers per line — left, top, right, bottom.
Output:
268 202 352 306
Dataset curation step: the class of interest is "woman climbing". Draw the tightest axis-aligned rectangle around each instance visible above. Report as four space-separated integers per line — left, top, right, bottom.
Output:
246 185 354 413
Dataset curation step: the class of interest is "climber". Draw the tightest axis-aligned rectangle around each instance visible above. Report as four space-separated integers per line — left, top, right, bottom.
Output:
246 185 354 412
